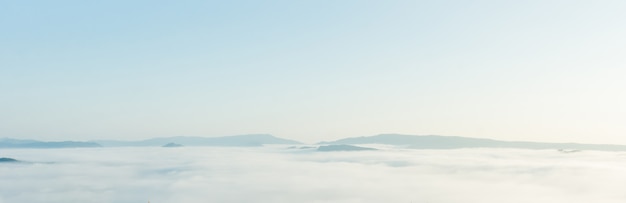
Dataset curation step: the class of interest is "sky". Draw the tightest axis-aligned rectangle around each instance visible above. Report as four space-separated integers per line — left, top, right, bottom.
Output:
1 0 626 144
3 147 626 203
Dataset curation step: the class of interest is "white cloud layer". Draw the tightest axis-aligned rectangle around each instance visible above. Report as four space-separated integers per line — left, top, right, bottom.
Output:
2 147 626 203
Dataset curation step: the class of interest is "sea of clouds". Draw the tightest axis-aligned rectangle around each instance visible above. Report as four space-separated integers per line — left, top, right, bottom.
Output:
2 146 626 203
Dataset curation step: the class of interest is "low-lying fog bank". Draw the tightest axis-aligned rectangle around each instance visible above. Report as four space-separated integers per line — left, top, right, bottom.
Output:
2 147 626 203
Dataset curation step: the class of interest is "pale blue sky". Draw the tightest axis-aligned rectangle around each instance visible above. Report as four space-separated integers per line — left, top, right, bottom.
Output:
2 0 625 143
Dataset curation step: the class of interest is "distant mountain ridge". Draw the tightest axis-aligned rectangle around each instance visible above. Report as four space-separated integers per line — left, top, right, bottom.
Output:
0 138 101 148
320 134 626 151
162 143 183 147
317 144 377 152
93 134 301 147
6 134 626 151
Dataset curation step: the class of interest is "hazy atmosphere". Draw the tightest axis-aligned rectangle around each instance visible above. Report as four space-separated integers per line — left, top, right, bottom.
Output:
2 0 626 144
2 2 626 203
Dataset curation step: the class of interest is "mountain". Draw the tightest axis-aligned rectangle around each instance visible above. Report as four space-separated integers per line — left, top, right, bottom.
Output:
320 134 626 151
317 144 377 152
162 143 183 147
0 138 102 148
0 158 19 163
94 134 301 147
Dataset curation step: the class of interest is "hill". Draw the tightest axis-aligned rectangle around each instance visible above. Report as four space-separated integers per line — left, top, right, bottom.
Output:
94 134 301 147
0 138 102 148
320 134 626 151
0 158 19 163
162 143 183 147
317 144 377 152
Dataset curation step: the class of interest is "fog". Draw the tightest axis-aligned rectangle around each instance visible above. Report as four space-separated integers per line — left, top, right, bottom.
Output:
2 147 626 203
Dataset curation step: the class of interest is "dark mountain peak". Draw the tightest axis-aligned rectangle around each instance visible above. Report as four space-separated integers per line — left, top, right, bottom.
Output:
0 157 20 163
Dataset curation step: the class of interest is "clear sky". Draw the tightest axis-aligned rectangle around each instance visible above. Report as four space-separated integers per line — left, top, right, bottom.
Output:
1 0 625 144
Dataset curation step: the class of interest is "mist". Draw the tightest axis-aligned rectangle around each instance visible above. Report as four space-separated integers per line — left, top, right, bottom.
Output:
2 147 626 203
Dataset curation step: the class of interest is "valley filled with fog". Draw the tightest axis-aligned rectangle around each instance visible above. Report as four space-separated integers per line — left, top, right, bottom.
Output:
2 146 626 203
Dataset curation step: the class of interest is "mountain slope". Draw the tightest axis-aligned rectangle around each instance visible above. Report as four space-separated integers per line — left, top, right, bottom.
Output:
320 134 626 151
0 138 101 148
94 134 301 147
317 144 377 152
